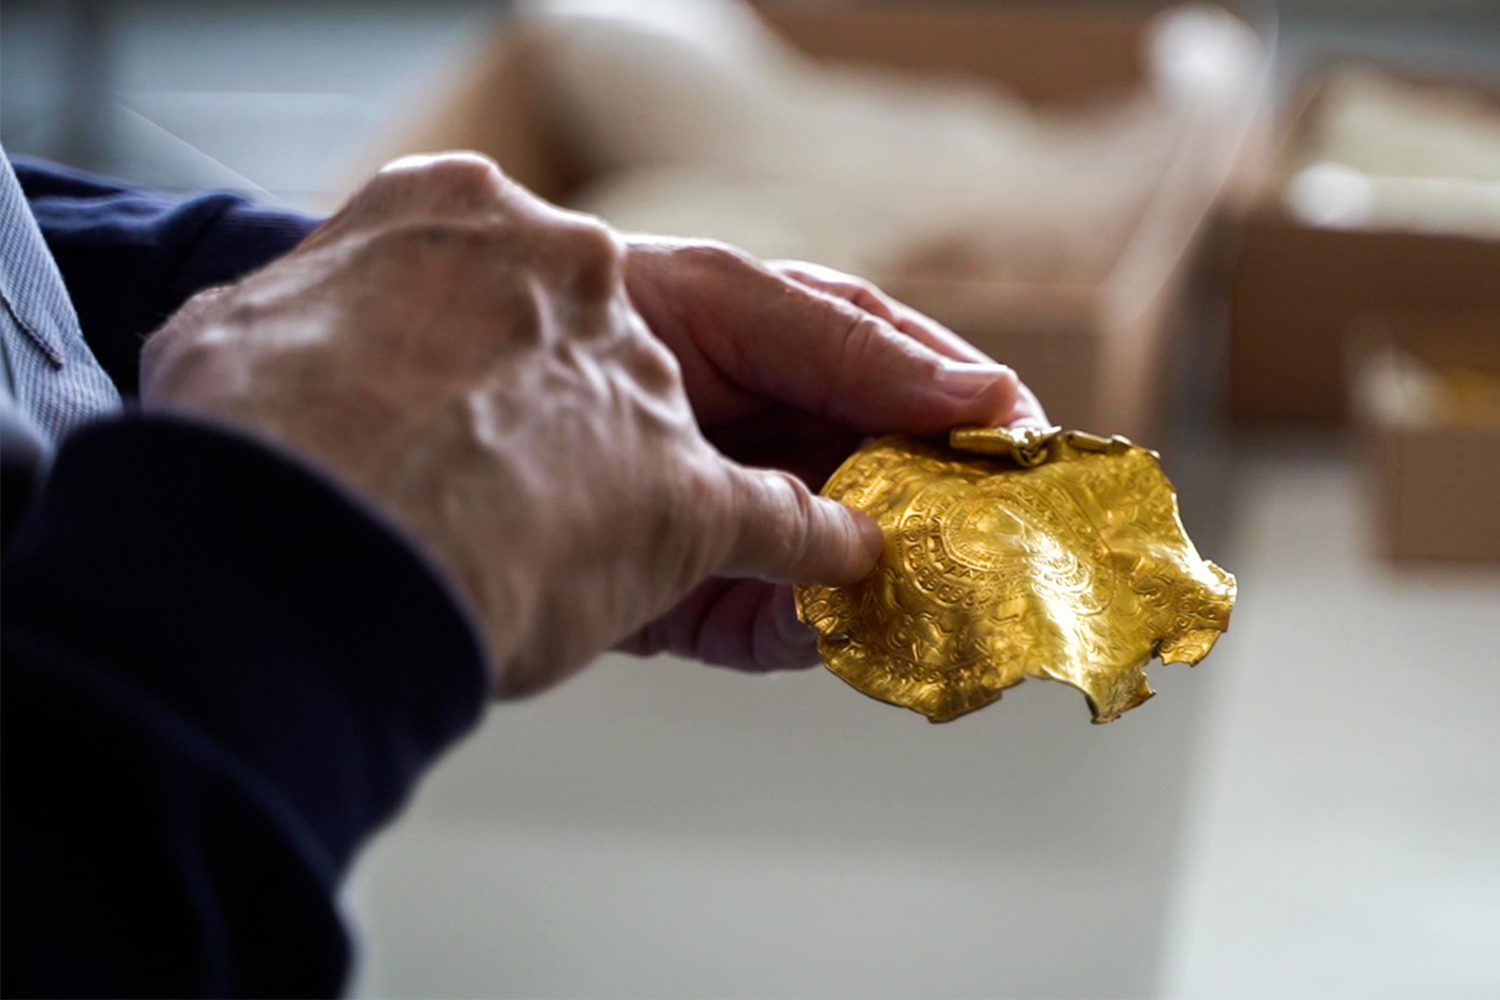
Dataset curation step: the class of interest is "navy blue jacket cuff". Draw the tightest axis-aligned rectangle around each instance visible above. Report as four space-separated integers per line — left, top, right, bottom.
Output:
3 412 488 871
15 157 323 397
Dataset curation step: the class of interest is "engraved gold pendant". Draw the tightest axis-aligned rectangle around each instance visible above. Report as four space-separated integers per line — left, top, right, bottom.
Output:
795 427 1236 723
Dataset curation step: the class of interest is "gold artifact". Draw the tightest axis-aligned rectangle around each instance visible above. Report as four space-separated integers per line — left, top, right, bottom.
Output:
795 427 1236 723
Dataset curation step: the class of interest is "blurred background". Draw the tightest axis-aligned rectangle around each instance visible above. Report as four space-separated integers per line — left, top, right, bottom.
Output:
4 1 1498 997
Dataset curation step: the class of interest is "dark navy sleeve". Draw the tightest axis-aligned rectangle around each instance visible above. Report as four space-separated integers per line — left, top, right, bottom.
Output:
13 158 323 398
1 413 488 998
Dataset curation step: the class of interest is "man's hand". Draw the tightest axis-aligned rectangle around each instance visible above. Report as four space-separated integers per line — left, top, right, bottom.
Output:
617 238 1049 671
140 154 885 696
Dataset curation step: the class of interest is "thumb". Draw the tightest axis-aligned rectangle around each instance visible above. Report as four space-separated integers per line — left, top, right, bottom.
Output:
716 462 883 586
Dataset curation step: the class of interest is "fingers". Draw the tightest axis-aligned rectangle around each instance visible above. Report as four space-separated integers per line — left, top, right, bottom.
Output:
618 579 820 672
748 283 1020 433
818 310 1020 434
773 259 1056 432
773 260 993 365
772 261 905 327
711 251 1018 433
626 240 1031 435
716 462 882 586
887 301 992 366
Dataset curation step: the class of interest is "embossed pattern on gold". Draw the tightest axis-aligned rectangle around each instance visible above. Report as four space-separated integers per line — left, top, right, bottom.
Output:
795 427 1236 723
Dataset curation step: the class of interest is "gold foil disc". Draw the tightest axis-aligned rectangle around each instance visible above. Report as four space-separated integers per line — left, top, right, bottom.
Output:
795 427 1236 723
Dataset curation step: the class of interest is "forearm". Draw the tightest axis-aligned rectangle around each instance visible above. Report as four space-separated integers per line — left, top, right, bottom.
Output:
1 413 486 996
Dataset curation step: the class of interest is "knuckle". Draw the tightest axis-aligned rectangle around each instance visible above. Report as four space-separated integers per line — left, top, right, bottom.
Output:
627 331 683 391
370 151 505 213
778 472 820 571
678 238 759 276
556 215 626 299
855 308 940 377
849 275 884 301
829 308 942 410
823 267 871 294
837 310 886 368
410 151 502 191
749 469 816 573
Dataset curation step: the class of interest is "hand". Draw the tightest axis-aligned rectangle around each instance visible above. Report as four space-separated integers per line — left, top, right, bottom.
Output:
617 238 1050 671
139 154 884 696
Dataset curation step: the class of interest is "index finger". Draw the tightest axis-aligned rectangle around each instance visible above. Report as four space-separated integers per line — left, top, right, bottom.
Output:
714 251 1019 433
774 260 1052 430
772 260 995 365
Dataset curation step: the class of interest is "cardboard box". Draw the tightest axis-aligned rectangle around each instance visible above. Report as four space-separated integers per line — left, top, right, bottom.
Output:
375 1 1273 441
1231 71 1500 425
1351 312 1500 562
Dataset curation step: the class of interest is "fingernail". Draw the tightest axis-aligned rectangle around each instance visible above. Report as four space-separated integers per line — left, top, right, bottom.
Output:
937 363 1015 400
